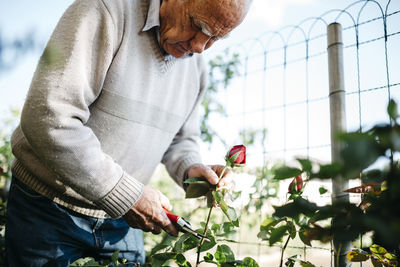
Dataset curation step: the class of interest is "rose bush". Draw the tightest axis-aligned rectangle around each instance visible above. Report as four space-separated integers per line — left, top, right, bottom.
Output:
257 99 400 266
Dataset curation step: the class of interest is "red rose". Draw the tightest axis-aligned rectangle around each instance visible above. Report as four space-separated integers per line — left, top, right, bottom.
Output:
288 175 303 192
226 145 246 167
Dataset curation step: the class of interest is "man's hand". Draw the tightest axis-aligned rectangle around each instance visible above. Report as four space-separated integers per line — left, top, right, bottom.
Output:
123 186 179 236
187 164 234 190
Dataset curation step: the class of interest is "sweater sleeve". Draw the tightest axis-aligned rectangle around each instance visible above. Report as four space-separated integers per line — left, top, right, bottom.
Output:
161 57 208 187
20 0 143 218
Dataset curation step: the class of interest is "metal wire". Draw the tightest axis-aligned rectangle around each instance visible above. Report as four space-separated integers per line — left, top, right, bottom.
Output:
206 0 400 265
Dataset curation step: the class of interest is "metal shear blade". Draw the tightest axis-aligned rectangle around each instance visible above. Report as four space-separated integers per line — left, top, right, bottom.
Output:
182 226 211 242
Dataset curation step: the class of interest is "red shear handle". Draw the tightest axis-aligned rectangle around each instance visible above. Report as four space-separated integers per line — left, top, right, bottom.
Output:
163 207 180 223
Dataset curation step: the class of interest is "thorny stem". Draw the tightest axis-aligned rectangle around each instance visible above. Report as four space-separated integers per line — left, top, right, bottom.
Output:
196 166 228 267
196 205 214 266
279 234 291 267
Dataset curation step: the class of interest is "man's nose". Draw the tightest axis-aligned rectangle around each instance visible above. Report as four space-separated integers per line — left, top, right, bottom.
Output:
190 33 211 54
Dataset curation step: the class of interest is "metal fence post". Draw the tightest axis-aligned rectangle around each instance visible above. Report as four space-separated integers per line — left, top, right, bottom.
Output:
327 22 352 267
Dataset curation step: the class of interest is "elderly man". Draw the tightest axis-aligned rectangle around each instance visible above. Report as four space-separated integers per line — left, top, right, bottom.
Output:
5 0 250 265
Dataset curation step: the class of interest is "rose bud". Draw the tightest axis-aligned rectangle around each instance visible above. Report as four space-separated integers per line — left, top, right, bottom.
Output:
225 145 246 167
288 175 303 192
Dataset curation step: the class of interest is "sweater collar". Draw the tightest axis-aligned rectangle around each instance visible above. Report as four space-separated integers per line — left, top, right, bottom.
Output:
142 0 193 60
142 0 161 32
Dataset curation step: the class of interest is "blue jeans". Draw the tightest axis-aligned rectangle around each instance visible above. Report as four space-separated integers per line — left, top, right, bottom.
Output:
5 177 145 266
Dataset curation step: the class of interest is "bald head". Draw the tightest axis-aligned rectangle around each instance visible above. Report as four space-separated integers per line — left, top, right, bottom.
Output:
159 0 251 58
192 0 251 34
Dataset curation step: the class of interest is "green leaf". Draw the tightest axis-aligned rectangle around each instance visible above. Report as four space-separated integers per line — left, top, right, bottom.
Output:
184 177 211 185
150 244 170 256
297 158 312 173
70 258 99 266
370 244 387 255
299 228 312 246
268 225 288 245
259 217 285 231
111 250 119 265
284 255 316 267
310 163 342 179
388 99 398 120
319 187 328 195
204 253 214 262
219 199 239 227
182 234 200 252
346 251 370 262
213 191 224 205
215 245 235 263
285 255 297 267
384 252 397 260
228 207 239 227
339 132 383 179
174 253 192 267
361 169 385 183
371 257 383 267
257 230 269 240
286 221 296 239
185 181 211 198
237 257 259 267
299 261 316 267
211 223 221 234
200 231 217 252
288 192 302 201
152 252 177 266
260 217 275 230
274 197 318 219
185 178 212 199
173 233 192 253
212 222 237 236
274 166 302 180
222 222 237 236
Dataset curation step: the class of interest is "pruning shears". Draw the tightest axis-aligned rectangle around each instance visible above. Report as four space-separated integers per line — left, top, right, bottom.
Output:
163 208 210 242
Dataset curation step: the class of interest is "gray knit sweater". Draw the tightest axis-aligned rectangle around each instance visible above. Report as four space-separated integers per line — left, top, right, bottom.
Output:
10 0 206 219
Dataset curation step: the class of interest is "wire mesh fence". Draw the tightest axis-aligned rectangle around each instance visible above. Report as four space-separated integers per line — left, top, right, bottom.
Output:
203 0 400 265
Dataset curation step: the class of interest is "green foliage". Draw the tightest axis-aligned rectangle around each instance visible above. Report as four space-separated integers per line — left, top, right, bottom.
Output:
387 99 398 121
70 251 138 266
184 177 215 198
347 244 398 266
146 147 256 266
0 110 20 265
273 166 302 180
259 99 400 266
214 244 235 263
285 255 316 267
212 190 239 227
0 109 19 182
318 187 328 195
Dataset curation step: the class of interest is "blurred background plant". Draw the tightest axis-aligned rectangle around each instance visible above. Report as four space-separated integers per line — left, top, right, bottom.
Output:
0 109 20 266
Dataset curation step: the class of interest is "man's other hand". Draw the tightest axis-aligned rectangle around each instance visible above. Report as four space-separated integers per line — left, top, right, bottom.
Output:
123 186 179 236
187 164 234 190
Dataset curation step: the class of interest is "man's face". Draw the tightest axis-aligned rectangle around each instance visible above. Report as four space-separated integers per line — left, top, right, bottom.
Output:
159 0 248 58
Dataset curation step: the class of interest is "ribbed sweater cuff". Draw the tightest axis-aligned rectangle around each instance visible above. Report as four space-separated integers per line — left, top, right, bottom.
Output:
176 155 202 187
95 172 144 218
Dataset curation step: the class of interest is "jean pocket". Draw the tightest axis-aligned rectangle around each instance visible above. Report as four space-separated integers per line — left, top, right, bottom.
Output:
12 178 45 199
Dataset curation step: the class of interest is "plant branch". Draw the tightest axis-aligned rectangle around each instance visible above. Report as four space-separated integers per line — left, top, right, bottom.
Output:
279 235 291 267
196 166 228 267
196 206 214 266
